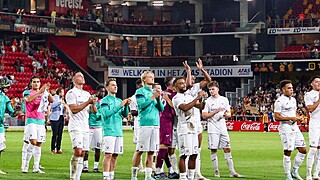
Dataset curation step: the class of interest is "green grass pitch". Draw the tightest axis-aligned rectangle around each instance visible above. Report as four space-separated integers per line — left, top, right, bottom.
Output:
0 130 309 179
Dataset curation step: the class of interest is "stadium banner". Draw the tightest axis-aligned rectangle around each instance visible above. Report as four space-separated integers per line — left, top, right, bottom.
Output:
49 0 89 17
55 28 76 36
14 23 36 33
0 22 12 31
226 121 308 132
267 27 320 35
108 65 253 78
226 121 264 132
36 27 55 34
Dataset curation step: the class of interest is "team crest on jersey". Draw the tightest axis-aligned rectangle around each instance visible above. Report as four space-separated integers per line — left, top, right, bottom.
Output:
140 144 144 149
106 146 109 149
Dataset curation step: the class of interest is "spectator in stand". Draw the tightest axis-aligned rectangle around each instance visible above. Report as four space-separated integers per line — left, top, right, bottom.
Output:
198 20 204 33
138 13 143 21
0 42 5 55
279 63 285 79
298 12 305 27
252 42 259 52
51 10 56 24
113 11 119 23
42 57 48 71
275 15 280 28
130 12 136 21
267 15 272 28
0 57 4 71
288 63 294 72
20 39 25 53
314 39 320 50
185 18 191 33
14 59 20 72
260 63 268 83
212 18 217 32
268 63 275 81
253 63 260 75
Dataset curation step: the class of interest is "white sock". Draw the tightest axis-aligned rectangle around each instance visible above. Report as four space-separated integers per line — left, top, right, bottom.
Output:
155 167 161 174
131 167 139 178
152 162 156 170
314 150 320 177
180 172 187 179
188 169 195 180
145 167 153 178
161 162 164 173
25 143 34 168
185 156 189 172
169 154 178 173
307 147 317 175
211 151 219 171
283 155 291 174
103 171 110 180
83 160 88 168
110 171 114 180
75 157 84 180
139 156 144 169
224 152 235 174
293 152 305 170
33 146 41 170
169 167 174 174
70 155 79 179
94 161 99 169
195 148 201 173
21 142 28 168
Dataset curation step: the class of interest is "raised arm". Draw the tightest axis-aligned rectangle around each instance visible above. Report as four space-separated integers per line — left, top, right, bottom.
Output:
183 61 192 88
196 59 212 88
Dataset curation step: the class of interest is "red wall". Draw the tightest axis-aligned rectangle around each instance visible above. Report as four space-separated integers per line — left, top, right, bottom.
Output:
48 34 89 70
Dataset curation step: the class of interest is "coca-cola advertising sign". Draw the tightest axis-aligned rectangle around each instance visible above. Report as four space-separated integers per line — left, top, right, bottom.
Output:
225 121 264 132
268 122 280 132
225 121 307 132
240 122 262 131
226 122 234 131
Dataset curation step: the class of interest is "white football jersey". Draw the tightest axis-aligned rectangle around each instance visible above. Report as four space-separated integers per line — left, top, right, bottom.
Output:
66 87 91 133
185 83 201 122
304 90 320 128
274 95 300 133
203 95 230 134
172 92 197 135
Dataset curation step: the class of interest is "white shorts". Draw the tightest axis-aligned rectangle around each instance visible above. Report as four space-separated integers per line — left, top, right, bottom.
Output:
136 126 159 152
102 136 123 154
170 128 178 149
178 133 199 157
280 131 306 151
0 133 6 151
69 130 90 151
89 127 102 150
26 124 46 142
196 120 203 134
309 127 320 147
208 133 231 150
23 126 29 142
133 119 139 144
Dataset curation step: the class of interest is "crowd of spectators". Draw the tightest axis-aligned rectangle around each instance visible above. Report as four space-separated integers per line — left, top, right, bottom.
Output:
231 78 310 125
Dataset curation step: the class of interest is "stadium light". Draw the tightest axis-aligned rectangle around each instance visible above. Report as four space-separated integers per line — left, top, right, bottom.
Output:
153 1 164 6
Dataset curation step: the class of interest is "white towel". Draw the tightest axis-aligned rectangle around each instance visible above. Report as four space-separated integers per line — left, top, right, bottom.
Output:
37 90 49 112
